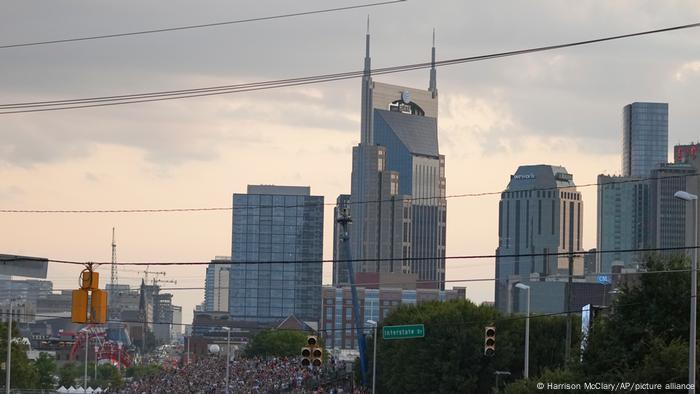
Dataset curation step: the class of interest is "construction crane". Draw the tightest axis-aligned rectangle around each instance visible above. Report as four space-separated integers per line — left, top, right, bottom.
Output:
118 267 166 284
152 278 177 286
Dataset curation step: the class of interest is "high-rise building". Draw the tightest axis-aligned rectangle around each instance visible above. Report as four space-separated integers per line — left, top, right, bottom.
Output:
321 286 464 349
204 256 230 312
649 162 696 252
495 165 584 313
229 185 323 324
622 102 668 177
596 175 650 272
332 194 351 286
595 102 668 273
341 28 446 289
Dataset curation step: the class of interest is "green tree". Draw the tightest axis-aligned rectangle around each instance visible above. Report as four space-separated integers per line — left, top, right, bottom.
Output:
0 322 38 389
58 362 81 388
93 363 123 389
581 254 693 383
34 352 57 389
503 368 580 394
244 329 309 358
365 300 577 394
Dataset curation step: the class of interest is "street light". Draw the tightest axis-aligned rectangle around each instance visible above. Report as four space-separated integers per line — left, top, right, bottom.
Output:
366 320 378 394
515 283 530 379
222 326 231 394
675 190 698 394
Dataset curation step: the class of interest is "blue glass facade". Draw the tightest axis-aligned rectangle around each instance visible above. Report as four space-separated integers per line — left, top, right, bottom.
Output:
229 186 323 324
622 102 668 177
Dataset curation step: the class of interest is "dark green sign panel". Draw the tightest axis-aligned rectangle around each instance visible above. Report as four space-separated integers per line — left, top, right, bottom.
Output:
383 324 425 340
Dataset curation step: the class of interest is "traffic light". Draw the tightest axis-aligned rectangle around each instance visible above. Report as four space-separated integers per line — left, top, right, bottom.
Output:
484 326 496 356
71 267 108 324
71 289 89 324
301 335 323 367
312 346 323 367
301 346 312 366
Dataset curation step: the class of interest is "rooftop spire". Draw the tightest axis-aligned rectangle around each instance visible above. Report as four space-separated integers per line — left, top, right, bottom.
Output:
429 28 438 98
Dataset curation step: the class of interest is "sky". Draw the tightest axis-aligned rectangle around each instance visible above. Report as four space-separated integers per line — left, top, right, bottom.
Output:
2 0 700 325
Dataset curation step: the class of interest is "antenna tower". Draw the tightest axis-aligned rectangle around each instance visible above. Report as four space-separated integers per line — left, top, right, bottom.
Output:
110 227 118 288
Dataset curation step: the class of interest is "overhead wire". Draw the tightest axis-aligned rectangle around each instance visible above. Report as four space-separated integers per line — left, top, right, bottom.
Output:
0 0 406 50
0 302 643 332
1 171 698 214
3 244 696 267
1 21 699 114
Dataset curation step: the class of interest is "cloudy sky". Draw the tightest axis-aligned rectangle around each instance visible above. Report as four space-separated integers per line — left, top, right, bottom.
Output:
2 0 700 324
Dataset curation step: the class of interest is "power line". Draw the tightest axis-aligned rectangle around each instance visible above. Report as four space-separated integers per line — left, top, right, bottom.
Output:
21 244 700 266
0 302 636 332
0 0 406 50
1 21 698 114
1 171 698 214
44 267 690 293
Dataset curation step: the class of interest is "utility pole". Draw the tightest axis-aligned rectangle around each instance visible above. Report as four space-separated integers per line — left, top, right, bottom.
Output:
565 251 573 362
84 331 89 391
337 207 368 385
5 291 12 394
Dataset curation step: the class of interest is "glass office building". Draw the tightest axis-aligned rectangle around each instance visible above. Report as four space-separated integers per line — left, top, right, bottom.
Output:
596 175 650 272
342 30 446 289
622 102 668 177
229 185 323 324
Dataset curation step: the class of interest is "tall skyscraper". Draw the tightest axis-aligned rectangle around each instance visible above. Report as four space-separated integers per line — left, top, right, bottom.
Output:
596 102 668 272
204 256 230 312
229 185 323 324
495 165 584 313
341 28 446 289
622 102 668 177
596 175 650 272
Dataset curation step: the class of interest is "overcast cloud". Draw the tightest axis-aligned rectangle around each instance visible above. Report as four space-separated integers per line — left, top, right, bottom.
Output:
1 0 699 321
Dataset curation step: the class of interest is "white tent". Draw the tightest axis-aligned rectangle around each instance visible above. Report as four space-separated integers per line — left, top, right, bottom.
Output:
67 386 79 394
57 387 68 393
86 387 94 393
94 388 103 393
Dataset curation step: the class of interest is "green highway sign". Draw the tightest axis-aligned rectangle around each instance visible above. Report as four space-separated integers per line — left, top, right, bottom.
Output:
383 324 425 340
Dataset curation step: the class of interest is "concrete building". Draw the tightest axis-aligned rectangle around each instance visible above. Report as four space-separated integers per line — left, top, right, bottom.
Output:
649 163 696 253
332 194 352 286
204 256 230 312
230 185 324 324
339 29 446 290
495 165 584 314
622 102 668 177
596 175 650 272
321 286 464 349
0 279 52 303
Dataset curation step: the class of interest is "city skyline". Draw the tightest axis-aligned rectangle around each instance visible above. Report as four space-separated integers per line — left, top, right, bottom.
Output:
2 1 700 325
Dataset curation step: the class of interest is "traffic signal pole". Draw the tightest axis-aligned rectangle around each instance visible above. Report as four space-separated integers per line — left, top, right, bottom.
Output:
337 208 368 386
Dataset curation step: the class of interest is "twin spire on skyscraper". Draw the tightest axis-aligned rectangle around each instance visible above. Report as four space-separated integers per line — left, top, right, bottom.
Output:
360 18 438 144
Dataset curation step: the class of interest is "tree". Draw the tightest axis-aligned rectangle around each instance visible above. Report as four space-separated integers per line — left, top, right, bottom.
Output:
58 362 81 388
581 254 693 383
366 300 577 394
244 329 309 358
34 352 57 389
94 363 123 389
0 322 38 389
503 368 580 394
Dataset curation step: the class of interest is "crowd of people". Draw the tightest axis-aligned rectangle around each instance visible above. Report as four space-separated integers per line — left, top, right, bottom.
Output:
119 355 364 393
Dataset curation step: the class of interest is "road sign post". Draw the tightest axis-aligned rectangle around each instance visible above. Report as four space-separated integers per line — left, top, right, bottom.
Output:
382 324 425 340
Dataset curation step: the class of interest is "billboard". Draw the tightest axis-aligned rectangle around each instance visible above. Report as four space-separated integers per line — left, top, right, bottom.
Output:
0 254 49 278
